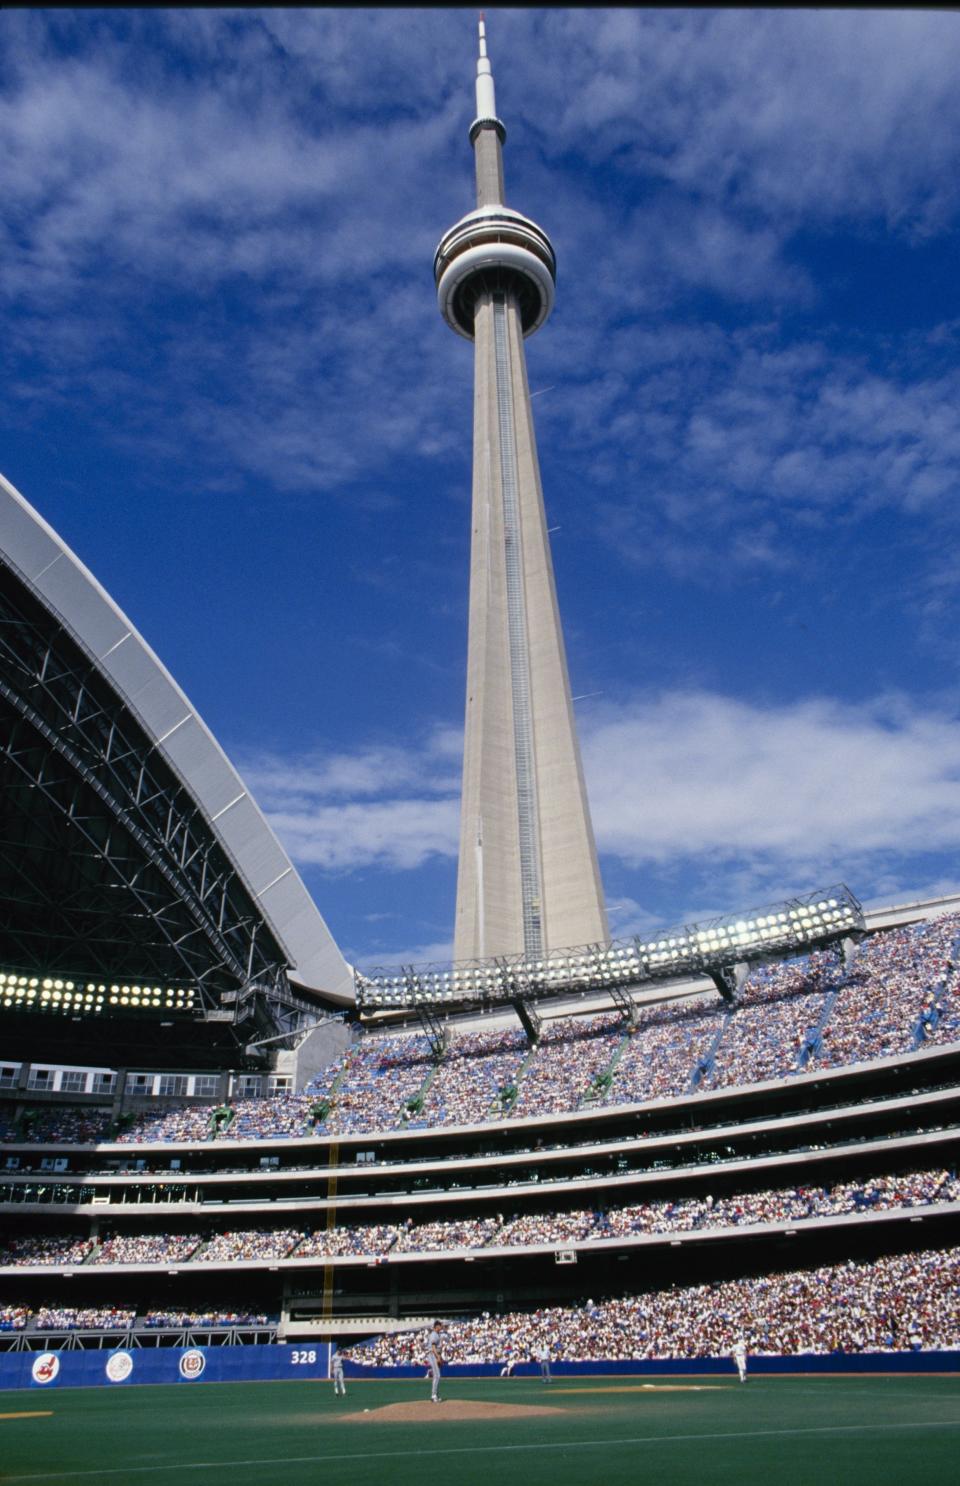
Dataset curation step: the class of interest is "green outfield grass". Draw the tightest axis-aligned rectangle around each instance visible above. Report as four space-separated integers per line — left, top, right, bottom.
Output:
2 1375 959 1486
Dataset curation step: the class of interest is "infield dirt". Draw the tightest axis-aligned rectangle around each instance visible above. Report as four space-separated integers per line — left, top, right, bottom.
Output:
341 1399 565 1422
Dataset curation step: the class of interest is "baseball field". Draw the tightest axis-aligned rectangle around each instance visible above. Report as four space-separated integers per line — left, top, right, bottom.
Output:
2 1374 959 1485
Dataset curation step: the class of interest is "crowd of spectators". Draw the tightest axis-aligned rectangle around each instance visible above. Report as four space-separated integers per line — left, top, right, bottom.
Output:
321 1036 435 1136
396 1217 500 1252
811 917 960 1070
511 1014 623 1118
927 943 960 1046
114 1097 322 1145
0 1304 135 1330
140 1307 274 1328
32 1305 135 1331
3 916 960 1149
0 1304 273 1331
91 1233 202 1265
497 1208 598 1244
360 1245 960 1364
228 1097 320 1140
294 1223 400 1258
5 1166 953 1270
412 1028 529 1127
703 950 844 1090
607 997 722 1104
0 1235 93 1267
195 1227 303 1262
113 1106 212 1143
0 1108 112 1143
602 1167 959 1237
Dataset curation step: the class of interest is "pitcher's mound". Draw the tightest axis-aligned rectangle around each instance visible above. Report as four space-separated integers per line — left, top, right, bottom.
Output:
343 1399 564 1423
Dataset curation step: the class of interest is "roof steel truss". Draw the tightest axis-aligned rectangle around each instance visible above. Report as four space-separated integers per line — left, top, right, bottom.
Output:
0 565 287 1007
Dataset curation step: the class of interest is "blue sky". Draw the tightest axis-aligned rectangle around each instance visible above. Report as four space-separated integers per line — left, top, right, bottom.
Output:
4 8 960 973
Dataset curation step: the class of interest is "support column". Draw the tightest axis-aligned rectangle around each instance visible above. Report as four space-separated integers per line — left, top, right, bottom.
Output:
453 287 608 961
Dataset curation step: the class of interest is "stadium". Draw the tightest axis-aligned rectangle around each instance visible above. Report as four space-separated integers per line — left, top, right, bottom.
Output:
3 13 960 1486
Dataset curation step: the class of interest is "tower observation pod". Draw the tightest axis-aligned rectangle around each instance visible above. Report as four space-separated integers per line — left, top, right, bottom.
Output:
435 18 609 963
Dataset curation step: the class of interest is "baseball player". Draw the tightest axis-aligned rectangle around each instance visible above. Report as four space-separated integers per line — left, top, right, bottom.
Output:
538 1342 552 1384
426 1322 443 1402
731 1338 748 1383
331 1347 347 1396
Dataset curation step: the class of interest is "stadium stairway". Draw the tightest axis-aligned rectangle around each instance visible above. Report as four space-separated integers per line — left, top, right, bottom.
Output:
688 1012 731 1093
911 1000 942 1050
400 1059 442 1128
797 988 841 1070
499 1041 542 1117
302 1058 353 1132
933 975 960 1044
579 1026 633 1108
909 932 960 1048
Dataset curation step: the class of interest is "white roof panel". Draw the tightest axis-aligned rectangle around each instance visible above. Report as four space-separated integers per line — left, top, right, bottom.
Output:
30 553 131 658
160 719 252 819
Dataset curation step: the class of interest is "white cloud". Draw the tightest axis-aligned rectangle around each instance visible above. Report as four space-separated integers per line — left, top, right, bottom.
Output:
583 690 960 873
548 325 960 581
4 8 960 510
4 10 959 314
239 736 461 872
349 937 454 970
245 746 449 803
239 693 960 923
0 67 456 304
517 9 960 234
269 797 459 872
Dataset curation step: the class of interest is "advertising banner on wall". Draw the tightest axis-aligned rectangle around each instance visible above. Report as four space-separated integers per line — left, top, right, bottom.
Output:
0 1343 330 1392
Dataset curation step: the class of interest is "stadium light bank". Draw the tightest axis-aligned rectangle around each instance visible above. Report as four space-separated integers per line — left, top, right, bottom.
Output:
355 885 864 1023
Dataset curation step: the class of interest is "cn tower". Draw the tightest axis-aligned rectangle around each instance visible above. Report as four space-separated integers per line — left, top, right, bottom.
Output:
435 18 609 963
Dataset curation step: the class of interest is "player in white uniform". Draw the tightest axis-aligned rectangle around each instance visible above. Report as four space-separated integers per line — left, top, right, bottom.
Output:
331 1347 346 1396
538 1342 552 1384
732 1339 748 1383
427 1322 442 1402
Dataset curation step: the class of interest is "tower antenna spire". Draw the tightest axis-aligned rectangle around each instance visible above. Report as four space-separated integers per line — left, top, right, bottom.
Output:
471 10 505 189
477 12 495 120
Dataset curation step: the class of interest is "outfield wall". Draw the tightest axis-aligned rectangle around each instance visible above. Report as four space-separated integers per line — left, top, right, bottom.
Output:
2 1345 959 1390
349 1353 960 1380
0 1342 330 1391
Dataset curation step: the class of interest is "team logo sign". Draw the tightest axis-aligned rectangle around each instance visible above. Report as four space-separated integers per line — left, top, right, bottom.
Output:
31 1353 60 1386
106 1351 134 1383
178 1349 206 1380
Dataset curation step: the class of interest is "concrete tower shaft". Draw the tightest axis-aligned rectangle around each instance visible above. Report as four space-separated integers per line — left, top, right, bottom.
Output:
436 19 608 962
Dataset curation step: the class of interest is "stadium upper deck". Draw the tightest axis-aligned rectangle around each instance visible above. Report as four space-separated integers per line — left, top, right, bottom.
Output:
2 913 959 1339
4 911 957 1146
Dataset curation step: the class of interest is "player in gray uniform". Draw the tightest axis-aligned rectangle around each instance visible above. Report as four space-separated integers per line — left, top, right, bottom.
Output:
731 1339 748 1383
426 1322 442 1402
331 1347 346 1396
538 1342 552 1384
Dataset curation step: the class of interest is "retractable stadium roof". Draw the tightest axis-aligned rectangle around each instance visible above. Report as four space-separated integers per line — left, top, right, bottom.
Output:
0 471 353 1010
